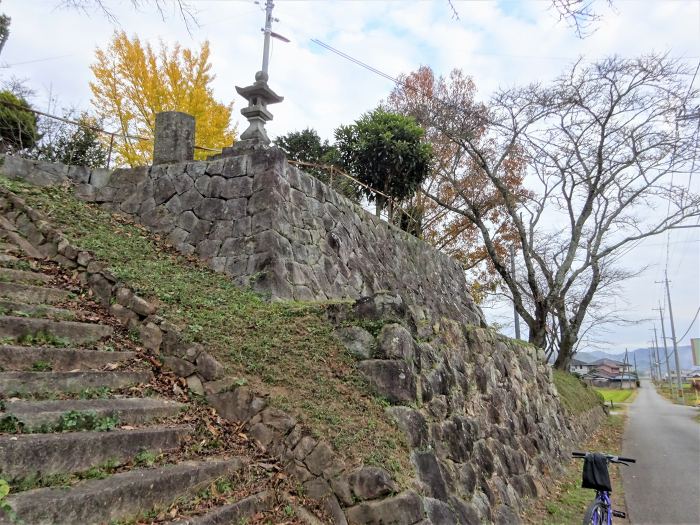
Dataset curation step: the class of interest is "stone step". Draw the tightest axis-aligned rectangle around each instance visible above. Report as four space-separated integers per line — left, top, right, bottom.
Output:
0 458 246 525
0 230 44 259
0 345 135 371
0 254 19 266
0 282 71 305
0 230 43 259
0 267 51 285
171 491 274 525
0 425 191 479
0 216 17 232
0 300 76 320
2 397 184 429
0 242 19 255
0 315 113 345
0 370 151 395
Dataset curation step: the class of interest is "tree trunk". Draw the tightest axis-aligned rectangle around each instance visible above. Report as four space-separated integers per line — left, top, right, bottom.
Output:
527 301 549 355
375 195 389 217
527 318 548 352
554 332 577 370
528 327 547 350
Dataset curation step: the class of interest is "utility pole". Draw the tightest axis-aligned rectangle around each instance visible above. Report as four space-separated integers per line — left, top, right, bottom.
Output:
510 245 521 340
261 0 275 75
652 326 662 382
654 305 675 396
648 330 656 381
655 332 663 381
662 274 684 401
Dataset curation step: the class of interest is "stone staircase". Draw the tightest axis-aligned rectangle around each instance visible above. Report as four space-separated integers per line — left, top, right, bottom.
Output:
0 217 286 523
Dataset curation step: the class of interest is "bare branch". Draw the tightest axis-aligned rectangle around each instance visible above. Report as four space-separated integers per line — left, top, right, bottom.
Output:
56 1 199 33
550 0 613 38
446 0 460 21
417 54 699 368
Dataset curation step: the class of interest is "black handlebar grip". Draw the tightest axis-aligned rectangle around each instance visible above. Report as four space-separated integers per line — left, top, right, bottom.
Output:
572 451 587 457
617 456 636 463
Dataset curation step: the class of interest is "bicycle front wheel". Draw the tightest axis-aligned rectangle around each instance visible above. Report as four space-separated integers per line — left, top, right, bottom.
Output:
582 500 606 525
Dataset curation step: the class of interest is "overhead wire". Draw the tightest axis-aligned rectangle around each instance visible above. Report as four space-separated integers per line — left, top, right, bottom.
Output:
677 306 700 343
663 59 700 292
0 55 72 68
310 37 700 346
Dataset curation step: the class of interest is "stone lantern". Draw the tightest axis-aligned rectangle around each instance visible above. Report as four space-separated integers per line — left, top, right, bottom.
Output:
219 0 286 156
234 70 283 148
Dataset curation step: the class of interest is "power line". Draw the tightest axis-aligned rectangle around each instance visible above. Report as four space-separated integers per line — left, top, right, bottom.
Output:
0 98 220 153
678 306 700 342
0 54 72 68
311 39 399 84
309 38 487 126
663 60 699 289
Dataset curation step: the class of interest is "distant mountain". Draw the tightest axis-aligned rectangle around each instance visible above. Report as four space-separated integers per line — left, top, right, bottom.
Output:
576 345 693 372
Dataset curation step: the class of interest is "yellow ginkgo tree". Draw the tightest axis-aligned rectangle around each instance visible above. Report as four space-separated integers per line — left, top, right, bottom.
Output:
90 31 235 167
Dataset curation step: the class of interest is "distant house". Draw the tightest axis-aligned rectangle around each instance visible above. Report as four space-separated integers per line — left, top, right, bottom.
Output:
685 366 700 381
588 358 632 377
608 374 638 389
570 358 594 376
573 357 636 388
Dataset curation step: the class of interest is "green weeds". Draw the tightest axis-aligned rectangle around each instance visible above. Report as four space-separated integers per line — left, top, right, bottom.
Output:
48 411 119 433
31 361 52 372
1 410 120 434
134 450 158 467
78 387 112 399
553 370 605 415
17 331 70 348
0 178 411 483
522 415 627 524
12 459 119 492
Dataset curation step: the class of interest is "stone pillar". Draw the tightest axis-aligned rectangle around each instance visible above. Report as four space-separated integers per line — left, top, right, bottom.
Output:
153 111 195 165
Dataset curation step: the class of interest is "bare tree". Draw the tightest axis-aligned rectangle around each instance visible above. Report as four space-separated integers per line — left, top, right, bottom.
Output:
422 55 700 369
551 0 613 38
57 1 197 32
445 0 612 38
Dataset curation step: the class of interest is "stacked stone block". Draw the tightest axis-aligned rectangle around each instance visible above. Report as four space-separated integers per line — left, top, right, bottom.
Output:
3 149 483 329
330 292 606 523
1 155 606 524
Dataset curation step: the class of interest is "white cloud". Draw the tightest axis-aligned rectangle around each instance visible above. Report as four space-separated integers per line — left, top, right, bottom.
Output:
1 0 698 351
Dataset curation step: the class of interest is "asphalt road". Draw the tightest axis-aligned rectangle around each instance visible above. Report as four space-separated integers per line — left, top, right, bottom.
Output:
622 379 700 525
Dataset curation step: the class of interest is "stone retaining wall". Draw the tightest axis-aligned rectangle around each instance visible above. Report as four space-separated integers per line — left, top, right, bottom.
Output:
0 187 425 525
0 156 605 524
0 152 483 329
328 292 607 523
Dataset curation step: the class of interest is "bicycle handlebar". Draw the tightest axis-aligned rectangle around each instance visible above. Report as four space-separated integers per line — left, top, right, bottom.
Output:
571 451 636 463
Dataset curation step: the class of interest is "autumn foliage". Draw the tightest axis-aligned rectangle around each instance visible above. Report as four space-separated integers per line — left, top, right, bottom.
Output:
90 32 235 167
385 66 528 298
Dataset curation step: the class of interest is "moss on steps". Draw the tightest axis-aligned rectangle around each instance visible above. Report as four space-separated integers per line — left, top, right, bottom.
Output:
0 177 412 484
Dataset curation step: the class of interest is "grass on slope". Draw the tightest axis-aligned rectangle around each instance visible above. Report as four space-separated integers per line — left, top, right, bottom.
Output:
522 414 628 524
553 370 605 415
0 178 411 483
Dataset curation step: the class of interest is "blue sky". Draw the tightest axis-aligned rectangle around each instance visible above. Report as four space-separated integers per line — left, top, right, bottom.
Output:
1 0 698 352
